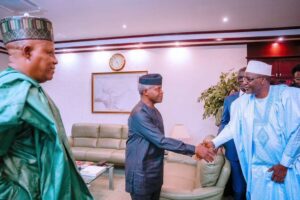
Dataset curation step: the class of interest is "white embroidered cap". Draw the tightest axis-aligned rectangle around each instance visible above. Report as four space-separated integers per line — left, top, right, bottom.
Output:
246 60 272 76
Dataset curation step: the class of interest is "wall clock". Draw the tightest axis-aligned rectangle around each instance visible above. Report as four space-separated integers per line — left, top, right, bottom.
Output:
109 53 126 71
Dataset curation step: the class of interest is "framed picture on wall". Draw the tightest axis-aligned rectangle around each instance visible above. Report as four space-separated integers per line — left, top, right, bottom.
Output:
92 71 148 113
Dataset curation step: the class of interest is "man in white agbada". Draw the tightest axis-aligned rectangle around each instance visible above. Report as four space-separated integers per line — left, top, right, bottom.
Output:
205 60 300 200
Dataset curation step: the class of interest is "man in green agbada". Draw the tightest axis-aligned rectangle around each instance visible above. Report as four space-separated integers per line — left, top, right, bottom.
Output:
0 16 93 199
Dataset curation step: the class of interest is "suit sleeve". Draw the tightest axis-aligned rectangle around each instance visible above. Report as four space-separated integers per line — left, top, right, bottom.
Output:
218 96 231 133
131 111 195 156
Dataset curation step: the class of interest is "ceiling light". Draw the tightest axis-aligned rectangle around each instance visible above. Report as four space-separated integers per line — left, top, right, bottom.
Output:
216 38 223 41
175 42 180 46
122 24 127 29
136 43 143 48
278 37 284 42
222 17 229 23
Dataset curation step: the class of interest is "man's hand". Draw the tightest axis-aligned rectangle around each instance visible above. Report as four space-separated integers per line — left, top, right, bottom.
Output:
195 143 215 162
203 141 215 149
268 164 288 183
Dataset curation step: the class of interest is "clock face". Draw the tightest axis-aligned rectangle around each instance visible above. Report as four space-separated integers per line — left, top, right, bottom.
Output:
109 53 126 71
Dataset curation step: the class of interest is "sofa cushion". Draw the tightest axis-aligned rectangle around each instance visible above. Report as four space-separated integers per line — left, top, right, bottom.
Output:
73 138 97 148
120 140 126 150
97 124 122 149
99 124 123 138
111 150 126 164
71 147 92 161
71 123 99 147
163 161 196 191
197 153 225 187
97 138 121 149
85 148 114 161
72 123 99 138
121 126 128 139
120 126 128 149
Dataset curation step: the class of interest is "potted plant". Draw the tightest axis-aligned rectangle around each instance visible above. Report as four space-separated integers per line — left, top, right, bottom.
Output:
198 70 238 126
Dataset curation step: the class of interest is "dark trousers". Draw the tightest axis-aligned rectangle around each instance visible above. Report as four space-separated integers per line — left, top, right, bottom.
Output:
130 189 161 200
230 160 246 200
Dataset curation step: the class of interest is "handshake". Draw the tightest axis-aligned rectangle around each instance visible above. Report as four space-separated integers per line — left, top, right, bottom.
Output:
194 140 217 162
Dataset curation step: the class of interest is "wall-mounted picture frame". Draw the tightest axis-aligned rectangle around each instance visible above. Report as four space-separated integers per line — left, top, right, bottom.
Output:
92 71 148 113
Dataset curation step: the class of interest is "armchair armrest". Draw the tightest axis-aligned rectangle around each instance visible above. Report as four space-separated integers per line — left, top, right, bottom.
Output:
215 158 231 187
161 187 224 200
165 151 197 165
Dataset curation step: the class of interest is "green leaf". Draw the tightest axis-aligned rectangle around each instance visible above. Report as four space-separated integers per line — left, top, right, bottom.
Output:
198 70 238 123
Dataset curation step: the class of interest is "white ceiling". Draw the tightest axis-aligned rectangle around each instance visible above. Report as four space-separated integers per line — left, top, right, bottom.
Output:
0 0 300 42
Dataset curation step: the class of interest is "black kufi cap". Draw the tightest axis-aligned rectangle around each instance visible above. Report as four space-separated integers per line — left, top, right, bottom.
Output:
139 73 162 85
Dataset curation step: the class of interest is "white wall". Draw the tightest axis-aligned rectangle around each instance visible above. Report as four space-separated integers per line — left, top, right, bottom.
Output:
0 53 8 71
43 44 247 144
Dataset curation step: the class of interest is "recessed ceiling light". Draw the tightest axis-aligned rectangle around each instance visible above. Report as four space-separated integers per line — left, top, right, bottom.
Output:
278 37 284 42
122 24 127 29
216 38 223 41
222 17 229 23
175 42 180 46
138 43 143 47
135 43 142 48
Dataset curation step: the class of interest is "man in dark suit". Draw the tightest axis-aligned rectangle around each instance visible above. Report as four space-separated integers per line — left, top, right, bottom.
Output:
218 68 247 200
125 74 215 200
291 64 300 88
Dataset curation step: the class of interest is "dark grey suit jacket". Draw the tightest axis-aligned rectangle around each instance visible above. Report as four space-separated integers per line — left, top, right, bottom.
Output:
125 101 195 195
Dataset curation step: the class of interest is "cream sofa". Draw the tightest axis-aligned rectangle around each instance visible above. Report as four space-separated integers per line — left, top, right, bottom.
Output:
69 123 128 165
160 151 231 200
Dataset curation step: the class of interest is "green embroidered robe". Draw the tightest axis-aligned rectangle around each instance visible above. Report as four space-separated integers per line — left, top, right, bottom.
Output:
0 67 93 200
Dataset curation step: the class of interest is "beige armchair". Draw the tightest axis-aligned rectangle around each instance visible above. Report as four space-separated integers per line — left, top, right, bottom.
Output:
160 151 230 200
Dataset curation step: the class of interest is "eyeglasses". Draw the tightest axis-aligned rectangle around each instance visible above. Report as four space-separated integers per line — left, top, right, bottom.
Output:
243 76 263 82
